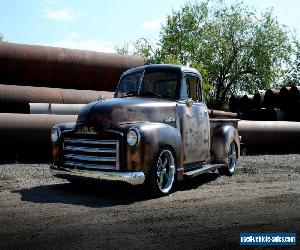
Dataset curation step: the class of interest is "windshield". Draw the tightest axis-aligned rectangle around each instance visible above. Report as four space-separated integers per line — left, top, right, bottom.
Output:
115 70 179 99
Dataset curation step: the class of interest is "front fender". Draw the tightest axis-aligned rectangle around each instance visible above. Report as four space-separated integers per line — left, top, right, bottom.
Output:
211 125 240 164
52 122 76 164
123 123 183 180
54 122 76 133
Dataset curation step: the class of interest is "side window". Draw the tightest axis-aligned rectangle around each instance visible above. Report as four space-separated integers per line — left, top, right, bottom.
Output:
181 75 202 102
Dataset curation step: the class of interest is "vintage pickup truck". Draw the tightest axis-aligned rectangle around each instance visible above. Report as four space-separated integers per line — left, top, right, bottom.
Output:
50 64 240 196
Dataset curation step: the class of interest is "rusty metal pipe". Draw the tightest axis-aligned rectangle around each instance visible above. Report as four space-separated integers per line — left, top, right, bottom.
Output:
0 113 77 162
240 94 254 111
279 87 291 109
208 109 237 119
30 103 86 115
287 86 300 121
0 84 113 113
242 108 285 121
0 42 145 91
253 91 265 109
238 120 300 154
229 94 243 112
264 89 280 108
289 86 300 100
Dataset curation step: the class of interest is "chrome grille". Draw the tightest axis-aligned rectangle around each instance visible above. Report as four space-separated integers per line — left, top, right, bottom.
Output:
63 137 119 170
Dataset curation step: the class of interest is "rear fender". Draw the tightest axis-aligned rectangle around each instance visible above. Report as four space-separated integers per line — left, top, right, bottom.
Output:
211 125 240 164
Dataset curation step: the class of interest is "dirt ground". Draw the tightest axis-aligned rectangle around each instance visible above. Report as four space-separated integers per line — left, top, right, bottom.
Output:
0 155 299 249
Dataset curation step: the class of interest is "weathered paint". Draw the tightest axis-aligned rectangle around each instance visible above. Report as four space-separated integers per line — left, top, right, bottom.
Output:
53 64 240 182
77 97 177 130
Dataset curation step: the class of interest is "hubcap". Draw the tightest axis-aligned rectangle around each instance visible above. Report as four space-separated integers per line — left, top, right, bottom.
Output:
228 143 237 172
156 150 175 194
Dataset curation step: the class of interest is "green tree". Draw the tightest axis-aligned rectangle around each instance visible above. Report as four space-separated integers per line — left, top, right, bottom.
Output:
0 33 4 42
284 41 300 85
118 1 292 109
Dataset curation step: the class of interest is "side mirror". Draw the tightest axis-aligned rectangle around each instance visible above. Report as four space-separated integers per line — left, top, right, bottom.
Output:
186 98 193 107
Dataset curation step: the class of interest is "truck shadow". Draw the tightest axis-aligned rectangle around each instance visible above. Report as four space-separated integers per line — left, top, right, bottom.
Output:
15 173 220 208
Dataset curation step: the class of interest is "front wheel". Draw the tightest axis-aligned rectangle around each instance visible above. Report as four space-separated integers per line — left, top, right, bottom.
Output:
219 142 237 176
147 148 176 196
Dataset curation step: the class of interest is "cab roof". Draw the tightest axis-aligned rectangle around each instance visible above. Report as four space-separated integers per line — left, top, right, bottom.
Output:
122 64 202 78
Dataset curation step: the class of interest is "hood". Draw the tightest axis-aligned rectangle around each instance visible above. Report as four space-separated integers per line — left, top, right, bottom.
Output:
77 97 176 129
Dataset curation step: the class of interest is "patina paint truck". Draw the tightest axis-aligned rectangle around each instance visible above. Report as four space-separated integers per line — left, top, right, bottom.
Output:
50 64 240 196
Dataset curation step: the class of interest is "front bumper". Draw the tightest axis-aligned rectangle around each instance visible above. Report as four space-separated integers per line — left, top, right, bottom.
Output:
50 165 145 185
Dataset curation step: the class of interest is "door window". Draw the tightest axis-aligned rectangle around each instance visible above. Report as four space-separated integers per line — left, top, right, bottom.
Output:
180 75 202 102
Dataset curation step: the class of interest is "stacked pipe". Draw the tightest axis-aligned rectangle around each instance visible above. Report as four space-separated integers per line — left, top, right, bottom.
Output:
229 86 300 121
0 84 114 113
238 120 300 154
0 114 77 162
230 86 300 154
0 42 145 162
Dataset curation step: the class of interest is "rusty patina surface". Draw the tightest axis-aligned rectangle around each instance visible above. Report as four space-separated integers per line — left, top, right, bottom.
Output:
0 42 145 91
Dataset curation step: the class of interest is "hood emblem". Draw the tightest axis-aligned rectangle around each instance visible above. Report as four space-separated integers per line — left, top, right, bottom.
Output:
76 126 96 134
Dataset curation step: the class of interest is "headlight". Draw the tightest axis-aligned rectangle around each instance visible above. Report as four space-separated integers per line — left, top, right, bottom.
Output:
51 127 61 143
127 128 140 147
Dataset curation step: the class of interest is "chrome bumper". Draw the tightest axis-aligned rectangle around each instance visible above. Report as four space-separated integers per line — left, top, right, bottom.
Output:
50 165 145 185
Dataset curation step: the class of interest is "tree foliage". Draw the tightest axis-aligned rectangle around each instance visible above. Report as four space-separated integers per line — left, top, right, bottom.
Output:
117 1 293 109
284 41 300 86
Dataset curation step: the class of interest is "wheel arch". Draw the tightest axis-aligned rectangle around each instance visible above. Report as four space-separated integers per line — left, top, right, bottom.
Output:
135 123 183 180
211 124 240 164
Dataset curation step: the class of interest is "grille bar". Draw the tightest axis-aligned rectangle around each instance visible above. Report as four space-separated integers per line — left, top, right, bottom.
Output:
64 153 116 162
64 145 116 154
65 138 116 145
64 161 116 170
63 136 120 170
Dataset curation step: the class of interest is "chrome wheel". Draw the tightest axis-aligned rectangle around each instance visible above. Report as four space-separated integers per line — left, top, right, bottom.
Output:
219 142 237 176
227 143 237 174
156 149 175 194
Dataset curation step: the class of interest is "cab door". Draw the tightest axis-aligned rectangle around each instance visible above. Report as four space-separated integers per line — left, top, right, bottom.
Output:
176 73 210 164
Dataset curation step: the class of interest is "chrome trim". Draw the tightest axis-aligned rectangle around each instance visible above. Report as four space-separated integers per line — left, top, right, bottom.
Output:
64 138 116 145
64 153 116 162
103 129 124 136
127 127 141 147
64 145 116 154
64 161 117 170
50 165 145 185
63 137 120 170
115 140 120 169
51 127 61 143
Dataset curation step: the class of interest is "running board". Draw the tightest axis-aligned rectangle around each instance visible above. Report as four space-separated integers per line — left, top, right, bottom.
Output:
184 164 225 178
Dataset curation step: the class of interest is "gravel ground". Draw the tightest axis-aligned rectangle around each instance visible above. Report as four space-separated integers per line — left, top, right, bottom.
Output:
0 155 299 249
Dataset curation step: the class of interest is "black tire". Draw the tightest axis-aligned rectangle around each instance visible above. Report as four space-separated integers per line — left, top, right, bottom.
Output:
219 142 237 176
146 147 176 196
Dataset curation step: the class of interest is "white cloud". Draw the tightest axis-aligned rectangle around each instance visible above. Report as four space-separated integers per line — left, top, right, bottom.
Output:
45 0 58 4
69 31 79 39
141 16 166 31
43 7 73 21
42 32 116 53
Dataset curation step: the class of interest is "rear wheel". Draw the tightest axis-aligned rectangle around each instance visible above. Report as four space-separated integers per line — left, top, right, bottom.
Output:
219 142 237 176
147 148 176 196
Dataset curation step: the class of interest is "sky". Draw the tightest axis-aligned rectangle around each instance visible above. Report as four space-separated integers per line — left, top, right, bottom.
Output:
0 0 299 53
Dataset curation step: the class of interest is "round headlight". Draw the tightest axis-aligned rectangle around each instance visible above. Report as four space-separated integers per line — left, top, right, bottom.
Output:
127 128 140 147
51 127 61 143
